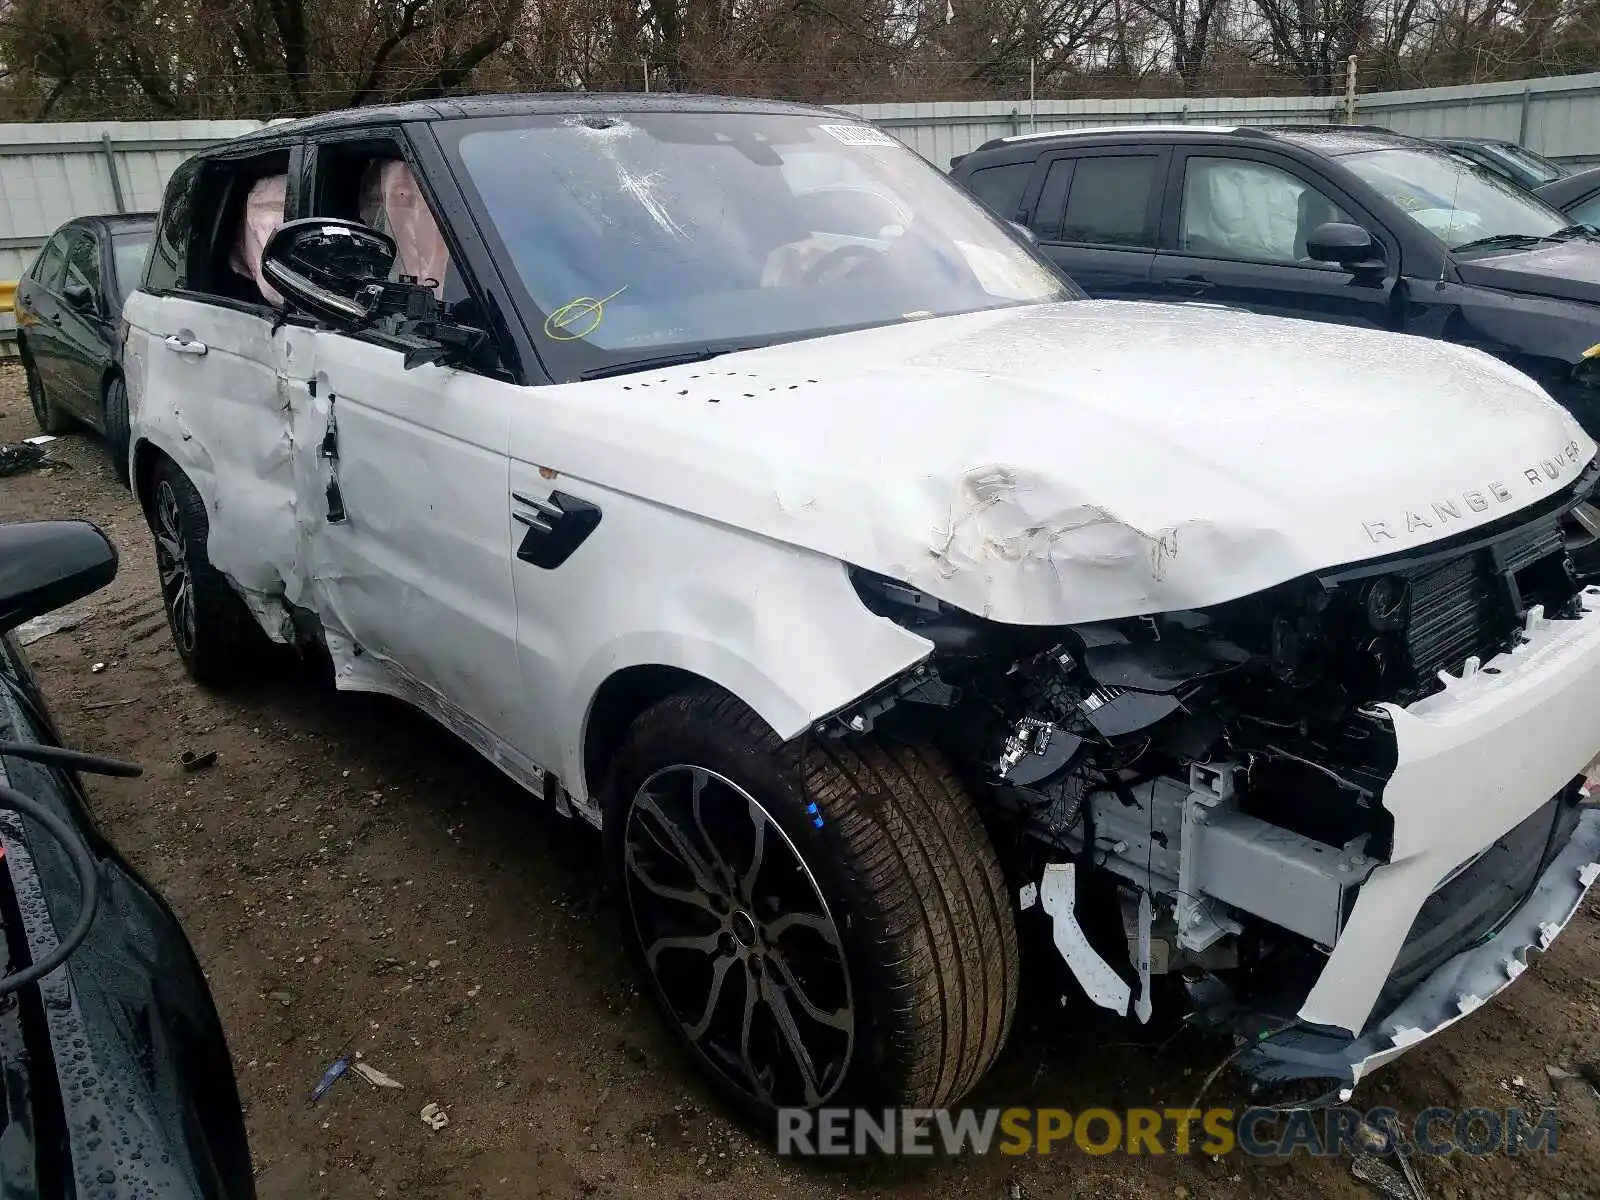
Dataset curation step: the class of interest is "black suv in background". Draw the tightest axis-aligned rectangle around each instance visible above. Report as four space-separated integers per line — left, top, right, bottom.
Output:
1431 135 1568 190
949 124 1600 435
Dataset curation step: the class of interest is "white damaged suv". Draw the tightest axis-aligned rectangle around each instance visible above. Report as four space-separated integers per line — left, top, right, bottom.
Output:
122 94 1600 1119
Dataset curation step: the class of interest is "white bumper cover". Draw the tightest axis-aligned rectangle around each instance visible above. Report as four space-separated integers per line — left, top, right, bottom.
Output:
1244 589 1600 1083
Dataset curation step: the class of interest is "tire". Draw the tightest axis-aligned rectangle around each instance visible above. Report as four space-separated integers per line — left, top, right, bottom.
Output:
21 349 73 435
605 688 1018 1126
147 458 266 686
102 374 131 487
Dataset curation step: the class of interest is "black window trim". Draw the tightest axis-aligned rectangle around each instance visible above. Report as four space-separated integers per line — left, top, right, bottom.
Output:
298 122 519 383
963 160 1036 224
29 229 73 291
1024 145 1170 252
143 138 304 321
62 225 104 309
1158 143 1400 276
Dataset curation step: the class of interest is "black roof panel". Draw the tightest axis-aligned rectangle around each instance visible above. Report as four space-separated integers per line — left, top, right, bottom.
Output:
220 92 852 149
1259 124 1426 155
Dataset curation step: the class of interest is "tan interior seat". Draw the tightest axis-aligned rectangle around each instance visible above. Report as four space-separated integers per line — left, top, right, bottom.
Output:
359 160 450 298
230 174 288 305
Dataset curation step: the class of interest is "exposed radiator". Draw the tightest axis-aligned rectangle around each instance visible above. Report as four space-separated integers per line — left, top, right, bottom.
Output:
1403 515 1566 685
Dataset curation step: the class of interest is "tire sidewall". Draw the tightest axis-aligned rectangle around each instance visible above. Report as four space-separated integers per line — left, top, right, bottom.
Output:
103 375 131 485
21 347 52 431
602 703 900 1128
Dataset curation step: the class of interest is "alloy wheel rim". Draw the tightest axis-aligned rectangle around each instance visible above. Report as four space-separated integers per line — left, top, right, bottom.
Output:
622 765 854 1108
153 481 196 655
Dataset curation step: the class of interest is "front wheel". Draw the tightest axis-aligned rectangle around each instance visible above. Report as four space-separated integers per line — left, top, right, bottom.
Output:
605 688 1019 1124
148 458 267 686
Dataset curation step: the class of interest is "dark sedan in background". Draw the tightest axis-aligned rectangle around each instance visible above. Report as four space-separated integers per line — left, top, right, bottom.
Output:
14 214 154 485
1537 164 1600 229
950 124 1600 435
0 520 255 1199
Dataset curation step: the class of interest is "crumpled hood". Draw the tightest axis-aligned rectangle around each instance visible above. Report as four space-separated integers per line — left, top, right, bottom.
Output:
527 301 1594 625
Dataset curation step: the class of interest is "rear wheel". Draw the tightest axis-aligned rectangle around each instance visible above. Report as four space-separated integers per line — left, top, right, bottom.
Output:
102 375 131 487
605 688 1018 1126
148 458 267 686
22 350 73 435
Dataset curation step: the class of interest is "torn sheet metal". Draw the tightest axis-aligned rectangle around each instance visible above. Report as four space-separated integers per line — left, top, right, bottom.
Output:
507 300 1594 627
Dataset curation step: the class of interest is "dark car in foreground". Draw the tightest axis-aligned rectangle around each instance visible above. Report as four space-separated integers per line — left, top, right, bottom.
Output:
14 214 155 484
1536 163 1600 229
0 520 254 1198
1431 135 1568 190
950 123 1600 435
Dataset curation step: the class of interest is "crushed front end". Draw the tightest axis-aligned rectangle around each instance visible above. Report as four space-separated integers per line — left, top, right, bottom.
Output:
837 470 1600 1093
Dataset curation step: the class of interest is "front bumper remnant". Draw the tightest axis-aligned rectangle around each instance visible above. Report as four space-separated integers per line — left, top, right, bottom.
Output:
1300 595 1600 1034
1237 805 1600 1087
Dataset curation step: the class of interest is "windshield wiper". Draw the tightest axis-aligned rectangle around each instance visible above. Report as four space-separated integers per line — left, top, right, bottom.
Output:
1550 224 1596 241
578 344 765 381
1452 232 1550 253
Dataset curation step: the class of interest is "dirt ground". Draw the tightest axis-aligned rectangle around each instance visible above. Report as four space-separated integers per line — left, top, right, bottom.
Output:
4 362 1600 1200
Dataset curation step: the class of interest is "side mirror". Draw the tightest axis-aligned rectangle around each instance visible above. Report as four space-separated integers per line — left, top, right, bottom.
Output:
0 521 118 634
1009 220 1039 245
261 217 397 326
1306 222 1385 274
62 280 95 312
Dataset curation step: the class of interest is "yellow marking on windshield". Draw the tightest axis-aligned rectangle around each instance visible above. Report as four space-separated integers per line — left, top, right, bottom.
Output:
545 286 628 341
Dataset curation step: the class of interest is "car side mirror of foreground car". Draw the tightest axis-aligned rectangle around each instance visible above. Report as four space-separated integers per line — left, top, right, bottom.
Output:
0 521 118 634
1306 222 1386 277
262 217 398 327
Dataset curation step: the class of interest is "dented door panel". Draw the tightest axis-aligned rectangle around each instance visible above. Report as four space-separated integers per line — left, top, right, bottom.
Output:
129 296 298 633
280 329 526 750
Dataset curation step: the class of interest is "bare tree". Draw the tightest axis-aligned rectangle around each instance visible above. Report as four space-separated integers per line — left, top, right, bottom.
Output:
1134 0 1223 88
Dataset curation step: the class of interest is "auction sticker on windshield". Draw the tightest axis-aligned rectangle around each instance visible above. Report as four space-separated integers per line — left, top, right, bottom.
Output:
818 123 898 148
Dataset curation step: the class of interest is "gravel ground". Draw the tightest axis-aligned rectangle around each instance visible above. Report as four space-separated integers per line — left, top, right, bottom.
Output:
4 360 1600 1200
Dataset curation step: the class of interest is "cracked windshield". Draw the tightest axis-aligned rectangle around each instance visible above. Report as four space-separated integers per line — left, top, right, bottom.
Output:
446 111 1072 380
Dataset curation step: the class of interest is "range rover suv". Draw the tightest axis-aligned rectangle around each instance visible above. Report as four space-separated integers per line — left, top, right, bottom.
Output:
122 93 1600 1123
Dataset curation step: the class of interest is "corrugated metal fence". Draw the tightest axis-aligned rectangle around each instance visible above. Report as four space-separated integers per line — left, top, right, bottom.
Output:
3 72 1600 348
840 69 1600 168
0 119 261 350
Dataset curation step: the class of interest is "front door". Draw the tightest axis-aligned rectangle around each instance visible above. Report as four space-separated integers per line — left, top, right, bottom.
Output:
20 232 75 410
282 328 530 770
54 228 112 424
288 133 533 778
1149 150 1399 329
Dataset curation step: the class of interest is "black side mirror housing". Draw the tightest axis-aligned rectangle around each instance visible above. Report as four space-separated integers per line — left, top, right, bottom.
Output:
62 280 95 312
261 217 398 327
1306 222 1386 276
0 521 118 634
